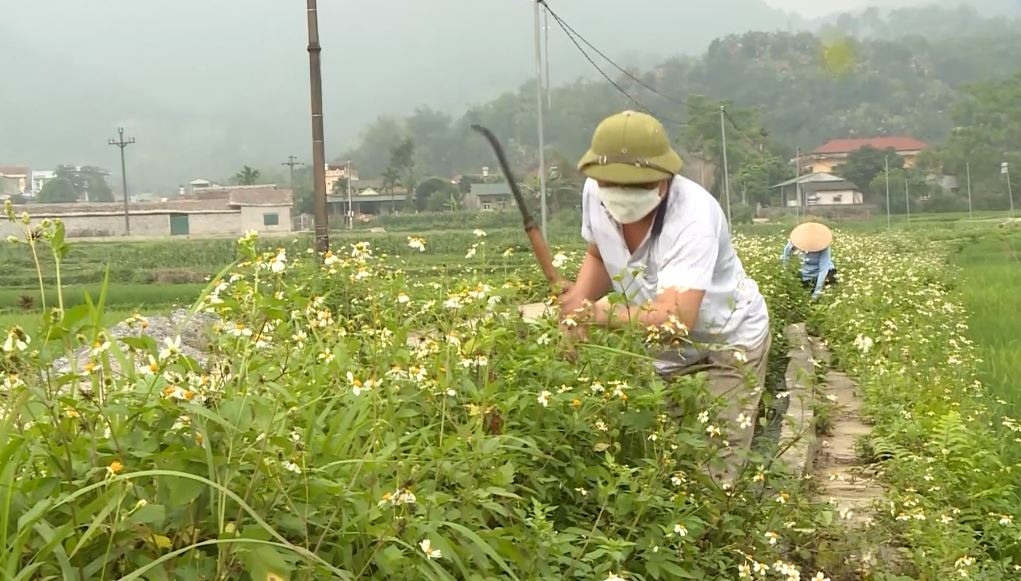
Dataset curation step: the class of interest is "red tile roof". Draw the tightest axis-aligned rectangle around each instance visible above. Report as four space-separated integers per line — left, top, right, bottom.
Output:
811 137 928 155
0 166 30 176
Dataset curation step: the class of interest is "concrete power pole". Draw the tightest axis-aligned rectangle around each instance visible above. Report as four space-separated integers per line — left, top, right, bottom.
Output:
719 105 732 224
108 127 135 236
282 155 303 187
306 0 330 254
533 0 548 239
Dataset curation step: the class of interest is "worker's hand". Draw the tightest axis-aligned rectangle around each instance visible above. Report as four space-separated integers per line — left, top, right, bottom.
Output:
557 288 586 318
559 311 589 362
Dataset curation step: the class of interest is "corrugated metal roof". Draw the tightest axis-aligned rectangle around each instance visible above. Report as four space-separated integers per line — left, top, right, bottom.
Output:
771 172 843 188
802 180 861 193
470 182 511 197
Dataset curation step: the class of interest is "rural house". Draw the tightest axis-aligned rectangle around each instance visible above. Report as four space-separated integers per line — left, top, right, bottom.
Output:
326 177 409 216
465 182 514 211
0 166 31 197
771 172 865 207
801 179 864 206
0 185 294 239
799 136 928 174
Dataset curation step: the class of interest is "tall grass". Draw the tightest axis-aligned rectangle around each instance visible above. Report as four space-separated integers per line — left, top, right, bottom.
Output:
949 225 1021 458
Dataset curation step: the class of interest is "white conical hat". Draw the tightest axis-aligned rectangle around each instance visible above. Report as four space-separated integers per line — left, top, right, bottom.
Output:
789 222 833 252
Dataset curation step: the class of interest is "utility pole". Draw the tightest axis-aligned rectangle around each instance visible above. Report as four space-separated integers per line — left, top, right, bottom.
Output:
346 160 353 230
544 4 551 110
720 105 732 224
533 0 548 239
1004 161 1015 218
794 145 801 221
108 127 135 236
904 176 910 223
966 160 973 220
306 0 330 254
281 155 303 187
885 155 891 229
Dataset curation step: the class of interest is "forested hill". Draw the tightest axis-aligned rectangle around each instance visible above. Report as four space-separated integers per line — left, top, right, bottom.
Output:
339 5 1021 181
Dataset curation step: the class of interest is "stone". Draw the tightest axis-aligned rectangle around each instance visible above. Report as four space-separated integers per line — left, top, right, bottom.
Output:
50 308 220 376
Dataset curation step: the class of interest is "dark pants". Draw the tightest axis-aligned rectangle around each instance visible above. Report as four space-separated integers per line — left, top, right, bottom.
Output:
802 267 838 291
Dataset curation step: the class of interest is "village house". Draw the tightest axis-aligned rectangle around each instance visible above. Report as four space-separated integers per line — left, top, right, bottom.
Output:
0 185 294 239
798 136 928 174
326 177 408 217
465 181 514 211
325 163 359 195
0 166 31 197
31 170 56 196
771 172 865 207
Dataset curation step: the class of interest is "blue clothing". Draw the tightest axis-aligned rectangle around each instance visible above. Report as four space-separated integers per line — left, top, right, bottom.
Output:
781 241 834 298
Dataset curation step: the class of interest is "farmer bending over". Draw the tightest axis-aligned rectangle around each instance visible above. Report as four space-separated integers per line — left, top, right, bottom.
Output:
558 110 772 485
781 221 837 300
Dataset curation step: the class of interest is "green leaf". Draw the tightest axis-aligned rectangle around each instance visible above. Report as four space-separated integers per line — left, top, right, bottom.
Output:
239 544 294 581
163 475 205 507
492 462 515 487
126 503 167 527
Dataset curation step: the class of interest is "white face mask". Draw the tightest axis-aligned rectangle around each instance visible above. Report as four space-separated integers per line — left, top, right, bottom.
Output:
596 185 663 224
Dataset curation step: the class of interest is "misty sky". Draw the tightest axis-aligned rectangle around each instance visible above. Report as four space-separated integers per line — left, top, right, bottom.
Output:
0 0 963 191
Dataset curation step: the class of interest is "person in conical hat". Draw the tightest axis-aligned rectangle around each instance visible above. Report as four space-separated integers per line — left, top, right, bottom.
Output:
557 110 772 485
782 221 837 299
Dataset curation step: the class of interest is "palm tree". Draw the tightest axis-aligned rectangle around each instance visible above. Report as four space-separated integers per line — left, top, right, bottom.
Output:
235 166 261 186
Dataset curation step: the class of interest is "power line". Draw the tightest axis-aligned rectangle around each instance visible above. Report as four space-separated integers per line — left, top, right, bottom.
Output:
538 0 685 127
541 1 776 153
539 0 687 107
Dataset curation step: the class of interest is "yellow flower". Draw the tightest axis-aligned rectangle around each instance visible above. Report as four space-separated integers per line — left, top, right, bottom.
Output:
108 460 124 475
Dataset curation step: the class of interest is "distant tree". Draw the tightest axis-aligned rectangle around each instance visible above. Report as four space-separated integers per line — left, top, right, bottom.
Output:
85 171 114 202
331 177 349 197
868 167 931 214
416 176 458 212
384 137 417 209
234 166 260 185
38 178 79 203
48 165 113 202
834 146 904 199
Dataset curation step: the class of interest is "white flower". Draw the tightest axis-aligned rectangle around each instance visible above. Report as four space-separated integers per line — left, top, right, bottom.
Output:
269 248 287 273
2 328 30 353
407 236 426 252
538 390 551 407
282 460 302 474
853 333 874 354
552 252 568 269
765 531 779 545
159 336 182 361
419 539 442 559
472 228 487 237
347 371 374 396
673 523 687 537
697 410 710 424
604 574 625 581
397 293 411 304
812 572 830 581
737 413 752 430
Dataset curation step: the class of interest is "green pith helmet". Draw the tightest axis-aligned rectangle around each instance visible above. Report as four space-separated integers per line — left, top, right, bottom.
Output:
577 110 684 185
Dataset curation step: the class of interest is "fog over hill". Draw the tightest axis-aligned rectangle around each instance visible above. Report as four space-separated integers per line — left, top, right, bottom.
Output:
1 0 1013 191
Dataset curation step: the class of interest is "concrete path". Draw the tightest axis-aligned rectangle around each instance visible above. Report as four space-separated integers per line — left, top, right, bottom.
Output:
778 323 887 529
